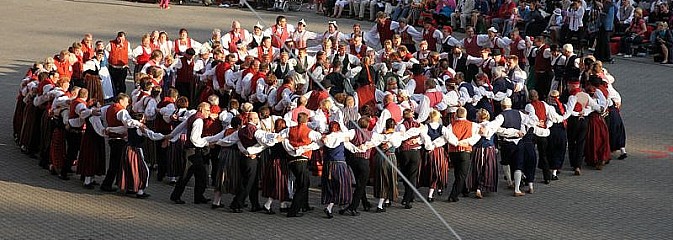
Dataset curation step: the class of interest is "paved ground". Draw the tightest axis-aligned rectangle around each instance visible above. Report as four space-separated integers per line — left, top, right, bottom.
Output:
1 0 672 239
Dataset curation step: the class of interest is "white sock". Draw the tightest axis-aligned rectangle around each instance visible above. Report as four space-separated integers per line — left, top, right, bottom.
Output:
503 165 512 186
264 197 273 209
428 188 435 198
377 198 385 208
552 170 557 176
137 189 144 195
280 201 289 208
213 192 221 205
513 170 523 193
327 203 334 213
84 176 92 185
528 182 534 190
385 199 390 204
620 148 627 154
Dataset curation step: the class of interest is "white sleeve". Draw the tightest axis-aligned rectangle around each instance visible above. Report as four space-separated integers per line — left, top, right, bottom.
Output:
416 96 431 123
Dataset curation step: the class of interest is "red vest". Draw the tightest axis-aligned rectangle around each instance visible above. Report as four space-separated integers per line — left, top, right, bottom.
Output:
249 72 267 95
54 58 73 78
256 46 274 63
288 124 313 158
463 36 481 57
400 119 421 150
306 90 329 111
531 100 547 128
534 45 552 72
400 27 414 44
185 112 206 148
69 98 87 119
385 102 402 123
276 83 293 103
71 55 84 79
413 74 427 94
109 40 129 66
215 62 231 89
449 119 473 152
81 41 95 62
174 38 192 56
425 91 443 108
154 98 174 134
37 78 55 96
176 57 194 83
228 30 246 52
509 36 526 64
376 19 394 43
106 103 125 138
349 43 368 59
271 25 289 49
136 46 152 65
422 28 438 51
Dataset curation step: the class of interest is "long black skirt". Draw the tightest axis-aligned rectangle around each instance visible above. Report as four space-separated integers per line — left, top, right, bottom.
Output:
77 119 106 176
215 146 241 194
167 134 187 178
605 106 626 151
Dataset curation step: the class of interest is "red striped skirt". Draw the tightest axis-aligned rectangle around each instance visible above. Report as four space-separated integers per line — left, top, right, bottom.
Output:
215 146 241 194
117 146 150 193
49 127 66 169
261 149 291 201
77 120 107 176
585 112 611 166
420 147 449 189
466 146 498 193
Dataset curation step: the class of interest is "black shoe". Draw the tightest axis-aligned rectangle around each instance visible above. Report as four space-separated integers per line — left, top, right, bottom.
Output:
231 208 243 213
279 207 289 213
404 203 413 209
249 206 263 212
375 207 386 213
263 206 276 215
384 202 392 207
301 206 314 212
427 197 434 203
338 209 346 215
551 175 559 181
448 197 459 202
543 180 551 185
323 208 334 219
83 183 95 189
90 181 100 186
136 193 151 199
618 153 628 160
59 175 70 181
50 168 58 175
100 185 117 192
211 204 224 209
344 209 360 216
437 189 443 196
194 198 211 204
168 181 177 186
172 199 186 204
362 202 371 212
286 212 304 218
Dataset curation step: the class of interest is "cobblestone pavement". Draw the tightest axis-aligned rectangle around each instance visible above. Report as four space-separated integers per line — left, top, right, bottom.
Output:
1 0 672 239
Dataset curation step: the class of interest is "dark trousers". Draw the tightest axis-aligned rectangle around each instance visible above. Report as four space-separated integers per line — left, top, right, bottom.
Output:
209 146 221 185
534 71 553 100
231 156 260 209
348 157 370 210
398 150 421 203
175 82 191 103
288 160 309 215
102 139 126 188
108 66 128 96
64 130 82 176
155 141 168 180
535 136 551 181
171 148 208 201
619 34 643 55
567 116 588 169
449 152 471 199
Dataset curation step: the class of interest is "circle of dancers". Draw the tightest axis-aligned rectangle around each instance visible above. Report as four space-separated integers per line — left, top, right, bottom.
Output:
13 13 628 218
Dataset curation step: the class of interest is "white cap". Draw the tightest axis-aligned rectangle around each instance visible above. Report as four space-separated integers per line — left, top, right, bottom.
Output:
298 19 307 26
487 27 498 33
254 22 264 29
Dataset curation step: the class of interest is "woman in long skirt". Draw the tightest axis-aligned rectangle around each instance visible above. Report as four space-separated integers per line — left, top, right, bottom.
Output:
78 116 108 189
372 118 400 212
420 110 449 202
546 90 568 180
466 109 498 199
83 72 104 106
261 119 291 214
13 91 26 144
117 114 166 198
49 113 67 177
584 85 611 169
321 121 354 218
166 97 194 184
211 118 242 209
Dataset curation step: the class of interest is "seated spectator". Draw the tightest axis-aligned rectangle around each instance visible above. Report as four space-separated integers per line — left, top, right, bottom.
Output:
648 3 673 25
391 0 412 20
651 21 673 63
618 8 647 57
490 0 516 33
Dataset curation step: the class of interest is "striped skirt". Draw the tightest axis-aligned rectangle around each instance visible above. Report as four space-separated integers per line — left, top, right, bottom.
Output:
167 133 187 178
585 112 611 166
373 153 399 200
605 106 626 151
77 120 106 176
321 161 354 205
466 146 498 193
49 127 66 170
261 151 290 201
117 146 150 193
84 73 104 106
13 97 25 140
39 112 53 160
215 146 241 194
420 147 449 190
19 103 40 151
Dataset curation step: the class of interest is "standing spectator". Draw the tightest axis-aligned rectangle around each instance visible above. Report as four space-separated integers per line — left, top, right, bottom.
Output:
616 0 634 34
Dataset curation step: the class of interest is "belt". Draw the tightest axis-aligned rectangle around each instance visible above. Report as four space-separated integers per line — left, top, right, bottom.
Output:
288 158 309 164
